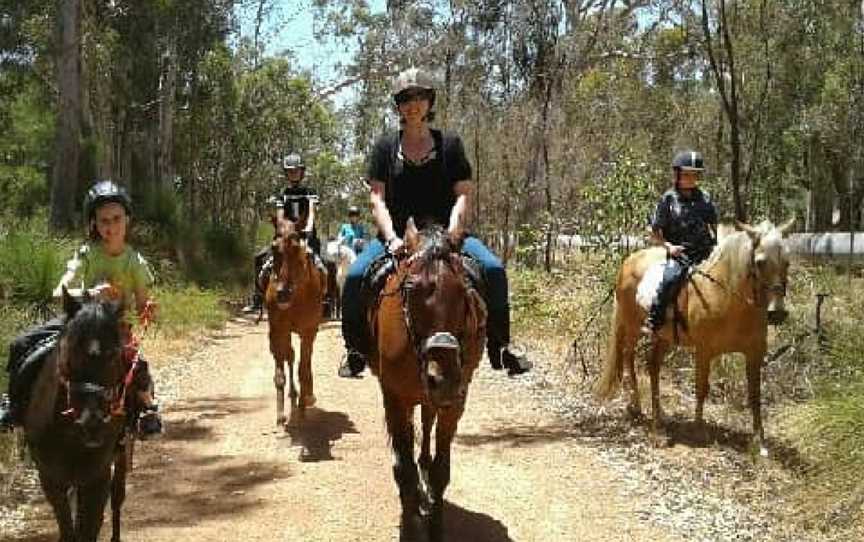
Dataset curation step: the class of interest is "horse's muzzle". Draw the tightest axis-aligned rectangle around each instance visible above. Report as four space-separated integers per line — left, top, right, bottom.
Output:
276 283 294 306
422 333 463 407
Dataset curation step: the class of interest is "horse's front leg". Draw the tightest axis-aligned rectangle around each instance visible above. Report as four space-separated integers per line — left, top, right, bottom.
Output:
746 348 767 456
694 351 713 444
270 326 289 425
427 403 465 542
298 330 316 409
647 340 669 444
622 333 641 419
110 437 133 542
286 338 298 409
384 393 422 541
39 476 74 542
418 405 436 509
76 472 112 542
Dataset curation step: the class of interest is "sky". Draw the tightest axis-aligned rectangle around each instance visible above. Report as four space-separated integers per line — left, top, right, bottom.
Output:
236 0 386 102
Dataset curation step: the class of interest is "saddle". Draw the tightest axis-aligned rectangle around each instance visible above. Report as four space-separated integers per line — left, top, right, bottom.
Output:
362 252 487 301
635 260 691 335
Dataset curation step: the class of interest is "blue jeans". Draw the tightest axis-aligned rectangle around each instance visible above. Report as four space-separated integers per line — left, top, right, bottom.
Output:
340 236 512 357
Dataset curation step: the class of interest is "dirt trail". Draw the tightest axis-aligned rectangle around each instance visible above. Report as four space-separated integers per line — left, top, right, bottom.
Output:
10 318 680 542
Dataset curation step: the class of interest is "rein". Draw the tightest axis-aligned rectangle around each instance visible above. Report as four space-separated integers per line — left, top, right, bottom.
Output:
61 301 155 421
385 249 465 390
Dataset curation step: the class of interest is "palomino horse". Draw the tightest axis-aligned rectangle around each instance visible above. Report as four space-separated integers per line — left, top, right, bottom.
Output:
324 240 357 320
265 218 326 425
371 221 487 542
596 220 793 453
23 289 132 542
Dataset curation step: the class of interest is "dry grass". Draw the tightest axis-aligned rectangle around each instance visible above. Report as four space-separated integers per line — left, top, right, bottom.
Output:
510 254 864 539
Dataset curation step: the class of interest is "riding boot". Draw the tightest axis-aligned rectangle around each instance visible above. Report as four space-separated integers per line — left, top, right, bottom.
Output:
0 395 13 432
486 307 532 376
242 292 263 314
642 301 666 335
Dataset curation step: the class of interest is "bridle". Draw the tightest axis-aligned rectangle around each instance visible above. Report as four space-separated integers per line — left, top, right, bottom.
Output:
391 249 464 394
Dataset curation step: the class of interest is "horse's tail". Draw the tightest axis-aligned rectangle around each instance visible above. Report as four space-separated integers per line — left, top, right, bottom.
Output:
595 296 624 400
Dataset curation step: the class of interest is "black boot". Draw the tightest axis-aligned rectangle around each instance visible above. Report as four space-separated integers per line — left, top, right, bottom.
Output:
338 350 366 378
242 292 263 314
138 404 163 438
0 395 14 432
642 297 669 335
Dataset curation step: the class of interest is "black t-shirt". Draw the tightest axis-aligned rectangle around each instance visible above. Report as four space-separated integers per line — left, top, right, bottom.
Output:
277 185 318 222
650 187 718 261
368 129 472 237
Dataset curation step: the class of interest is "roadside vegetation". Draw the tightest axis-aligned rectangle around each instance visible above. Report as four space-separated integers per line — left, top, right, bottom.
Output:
510 251 864 539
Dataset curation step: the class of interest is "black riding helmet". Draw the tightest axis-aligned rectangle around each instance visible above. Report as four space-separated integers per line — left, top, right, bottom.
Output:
671 150 705 172
84 180 132 221
282 153 305 172
348 205 360 216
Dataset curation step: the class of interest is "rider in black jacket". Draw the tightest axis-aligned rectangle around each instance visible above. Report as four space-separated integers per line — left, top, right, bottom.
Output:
643 150 718 334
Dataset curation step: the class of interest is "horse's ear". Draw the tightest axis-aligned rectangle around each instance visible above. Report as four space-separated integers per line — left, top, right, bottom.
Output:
777 217 795 234
405 218 419 250
735 220 761 244
62 286 81 319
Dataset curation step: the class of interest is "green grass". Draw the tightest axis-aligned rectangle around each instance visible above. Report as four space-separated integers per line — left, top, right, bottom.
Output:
150 284 229 338
0 221 73 305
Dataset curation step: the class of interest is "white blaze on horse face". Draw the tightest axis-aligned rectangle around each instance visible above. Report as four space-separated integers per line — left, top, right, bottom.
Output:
88 339 101 357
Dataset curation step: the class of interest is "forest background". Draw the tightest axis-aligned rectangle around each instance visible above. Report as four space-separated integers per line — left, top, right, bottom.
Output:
0 0 863 537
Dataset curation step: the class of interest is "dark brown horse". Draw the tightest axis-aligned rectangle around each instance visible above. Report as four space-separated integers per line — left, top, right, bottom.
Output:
596 220 793 453
265 218 326 425
370 221 487 541
23 288 133 542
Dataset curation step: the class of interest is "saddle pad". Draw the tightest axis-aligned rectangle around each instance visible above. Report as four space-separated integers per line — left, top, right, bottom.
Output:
636 260 667 312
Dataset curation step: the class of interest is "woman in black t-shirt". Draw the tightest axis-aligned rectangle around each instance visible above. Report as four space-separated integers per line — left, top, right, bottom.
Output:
339 68 531 377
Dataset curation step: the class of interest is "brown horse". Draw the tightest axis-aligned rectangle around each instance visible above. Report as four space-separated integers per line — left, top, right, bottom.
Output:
370 221 487 542
596 220 793 453
265 218 326 425
23 289 133 542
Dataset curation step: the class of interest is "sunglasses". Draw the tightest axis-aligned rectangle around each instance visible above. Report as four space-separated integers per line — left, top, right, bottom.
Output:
395 89 430 105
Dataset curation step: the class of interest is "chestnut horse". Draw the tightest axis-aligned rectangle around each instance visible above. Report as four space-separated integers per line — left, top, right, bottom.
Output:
23 289 133 542
596 220 793 453
370 221 487 541
265 218 326 425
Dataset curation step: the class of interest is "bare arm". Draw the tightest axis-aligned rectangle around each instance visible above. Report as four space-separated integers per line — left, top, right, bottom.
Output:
448 180 473 235
304 200 316 235
370 179 397 242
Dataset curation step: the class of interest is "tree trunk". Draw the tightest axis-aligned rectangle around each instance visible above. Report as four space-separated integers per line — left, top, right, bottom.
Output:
158 35 177 190
50 0 82 232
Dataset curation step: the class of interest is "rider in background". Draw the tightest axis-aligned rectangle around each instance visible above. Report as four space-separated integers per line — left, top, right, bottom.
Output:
337 205 368 254
244 153 322 314
0 180 161 435
643 150 718 335
338 67 532 378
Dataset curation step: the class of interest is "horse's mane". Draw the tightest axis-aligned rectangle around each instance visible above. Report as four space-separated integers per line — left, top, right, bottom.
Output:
700 227 754 290
701 220 780 290
414 225 454 268
61 301 122 378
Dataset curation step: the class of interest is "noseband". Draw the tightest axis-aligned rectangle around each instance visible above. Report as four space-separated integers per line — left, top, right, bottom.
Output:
396 251 464 390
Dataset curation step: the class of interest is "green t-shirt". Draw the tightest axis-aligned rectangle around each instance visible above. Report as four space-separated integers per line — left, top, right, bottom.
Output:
65 244 154 309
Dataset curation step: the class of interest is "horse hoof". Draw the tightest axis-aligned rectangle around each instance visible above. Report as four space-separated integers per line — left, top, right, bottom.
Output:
399 513 428 542
300 394 316 408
